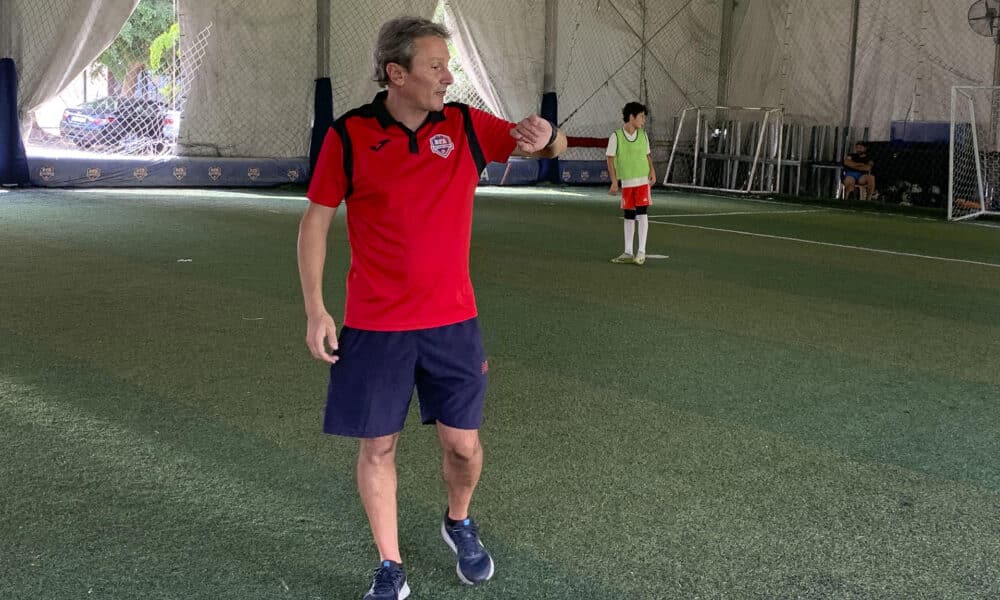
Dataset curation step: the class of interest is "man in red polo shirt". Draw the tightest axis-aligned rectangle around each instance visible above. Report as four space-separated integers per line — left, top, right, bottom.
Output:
298 16 566 600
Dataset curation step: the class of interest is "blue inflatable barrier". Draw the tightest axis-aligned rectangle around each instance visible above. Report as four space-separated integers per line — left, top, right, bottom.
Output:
27 156 309 187
0 58 30 186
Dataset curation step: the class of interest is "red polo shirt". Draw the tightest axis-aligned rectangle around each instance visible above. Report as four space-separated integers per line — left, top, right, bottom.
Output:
307 92 517 331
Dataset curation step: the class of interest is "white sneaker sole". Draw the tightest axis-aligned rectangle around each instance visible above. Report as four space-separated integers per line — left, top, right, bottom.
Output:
364 580 410 600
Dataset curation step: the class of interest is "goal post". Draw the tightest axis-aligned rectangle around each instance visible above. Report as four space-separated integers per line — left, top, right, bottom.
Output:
663 105 784 195
949 85 1000 221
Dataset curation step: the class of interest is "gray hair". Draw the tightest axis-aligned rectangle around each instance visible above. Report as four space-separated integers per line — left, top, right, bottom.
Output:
372 17 450 87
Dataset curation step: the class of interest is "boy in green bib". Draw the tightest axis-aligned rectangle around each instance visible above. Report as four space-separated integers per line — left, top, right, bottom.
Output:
606 102 656 265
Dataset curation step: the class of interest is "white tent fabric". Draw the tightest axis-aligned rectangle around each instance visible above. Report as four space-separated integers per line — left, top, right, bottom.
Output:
175 0 438 157
177 1 317 158
6 0 1000 159
726 0 994 138
442 0 545 121
727 0 853 125
2 0 139 124
852 0 994 138
554 0 720 149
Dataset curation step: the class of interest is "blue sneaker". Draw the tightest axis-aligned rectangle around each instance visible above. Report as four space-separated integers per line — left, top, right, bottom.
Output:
440 512 495 585
362 560 410 600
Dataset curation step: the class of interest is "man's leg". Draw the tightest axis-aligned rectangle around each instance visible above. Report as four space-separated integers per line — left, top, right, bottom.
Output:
843 175 857 198
862 174 876 198
437 423 494 585
437 423 483 520
358 433 403 563
414 319 494 585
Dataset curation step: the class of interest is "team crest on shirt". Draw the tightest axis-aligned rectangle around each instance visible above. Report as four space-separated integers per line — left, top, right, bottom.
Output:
429 134 454 158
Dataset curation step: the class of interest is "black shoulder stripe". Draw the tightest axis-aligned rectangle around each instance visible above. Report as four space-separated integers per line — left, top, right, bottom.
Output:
332 113 356 199
449 102 487 175
332 123 353 200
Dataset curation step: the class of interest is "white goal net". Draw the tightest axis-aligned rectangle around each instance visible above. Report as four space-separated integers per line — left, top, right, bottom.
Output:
663 106 784 195
949 86 1000 221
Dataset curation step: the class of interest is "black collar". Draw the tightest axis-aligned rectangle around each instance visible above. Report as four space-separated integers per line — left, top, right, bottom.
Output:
370 90 446 130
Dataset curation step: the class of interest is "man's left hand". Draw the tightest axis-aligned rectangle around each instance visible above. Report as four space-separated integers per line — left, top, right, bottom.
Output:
511 115 553 153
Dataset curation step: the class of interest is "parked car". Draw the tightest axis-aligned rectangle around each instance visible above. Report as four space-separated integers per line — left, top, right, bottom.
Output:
59 97 169 150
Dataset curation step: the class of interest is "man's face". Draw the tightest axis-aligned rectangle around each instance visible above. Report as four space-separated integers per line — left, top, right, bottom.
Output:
629 112 646 129
855 144 866 154
391 36 453 113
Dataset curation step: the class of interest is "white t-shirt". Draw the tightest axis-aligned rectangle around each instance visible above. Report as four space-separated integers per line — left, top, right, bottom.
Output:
606 128 651 188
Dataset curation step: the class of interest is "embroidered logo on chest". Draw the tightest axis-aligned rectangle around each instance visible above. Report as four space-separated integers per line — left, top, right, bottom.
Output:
429 134 455 158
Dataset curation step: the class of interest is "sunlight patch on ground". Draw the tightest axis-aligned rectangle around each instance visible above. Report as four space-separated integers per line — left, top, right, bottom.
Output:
475 186 592 198
65 188 307 202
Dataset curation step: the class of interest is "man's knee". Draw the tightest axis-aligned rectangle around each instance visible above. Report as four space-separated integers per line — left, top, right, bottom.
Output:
359 434 399 466
623 209 637 220
441 433 482 463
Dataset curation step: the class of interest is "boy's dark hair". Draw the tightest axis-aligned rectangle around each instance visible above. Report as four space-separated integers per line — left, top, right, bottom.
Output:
622 101 647 123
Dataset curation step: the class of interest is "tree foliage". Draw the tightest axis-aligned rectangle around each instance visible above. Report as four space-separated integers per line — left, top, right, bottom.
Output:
97 0 174 93
149 23 180 73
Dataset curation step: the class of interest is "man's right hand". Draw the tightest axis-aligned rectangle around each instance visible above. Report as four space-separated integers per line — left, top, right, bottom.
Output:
306 312 339 364
609 181 619 195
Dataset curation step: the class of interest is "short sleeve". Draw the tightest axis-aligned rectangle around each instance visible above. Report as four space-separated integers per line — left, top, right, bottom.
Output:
606 133 617 156
467 108 518 164
306 127 347 208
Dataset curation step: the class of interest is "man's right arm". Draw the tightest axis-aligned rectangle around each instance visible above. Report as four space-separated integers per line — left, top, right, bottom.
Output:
298 202 340 363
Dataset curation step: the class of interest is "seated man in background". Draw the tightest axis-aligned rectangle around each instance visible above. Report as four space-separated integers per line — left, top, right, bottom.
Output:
842 142 876 200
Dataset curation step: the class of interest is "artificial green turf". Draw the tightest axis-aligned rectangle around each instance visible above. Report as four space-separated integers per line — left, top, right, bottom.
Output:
1 187 998 599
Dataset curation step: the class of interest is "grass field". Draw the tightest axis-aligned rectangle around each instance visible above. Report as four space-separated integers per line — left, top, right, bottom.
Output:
1 186 999 599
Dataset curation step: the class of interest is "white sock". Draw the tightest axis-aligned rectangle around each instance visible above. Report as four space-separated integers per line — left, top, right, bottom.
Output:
624 219 635 255
636 214 648 254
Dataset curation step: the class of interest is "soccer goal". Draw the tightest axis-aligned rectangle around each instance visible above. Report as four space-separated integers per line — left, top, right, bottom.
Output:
663 105 784 195
949 86 1000 221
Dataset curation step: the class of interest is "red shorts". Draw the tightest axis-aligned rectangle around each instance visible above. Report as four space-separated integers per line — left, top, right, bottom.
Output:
621 185 652 210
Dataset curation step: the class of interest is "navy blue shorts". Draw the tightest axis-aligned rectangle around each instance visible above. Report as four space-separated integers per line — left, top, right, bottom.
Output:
323 318 488 438
843 169 864 181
